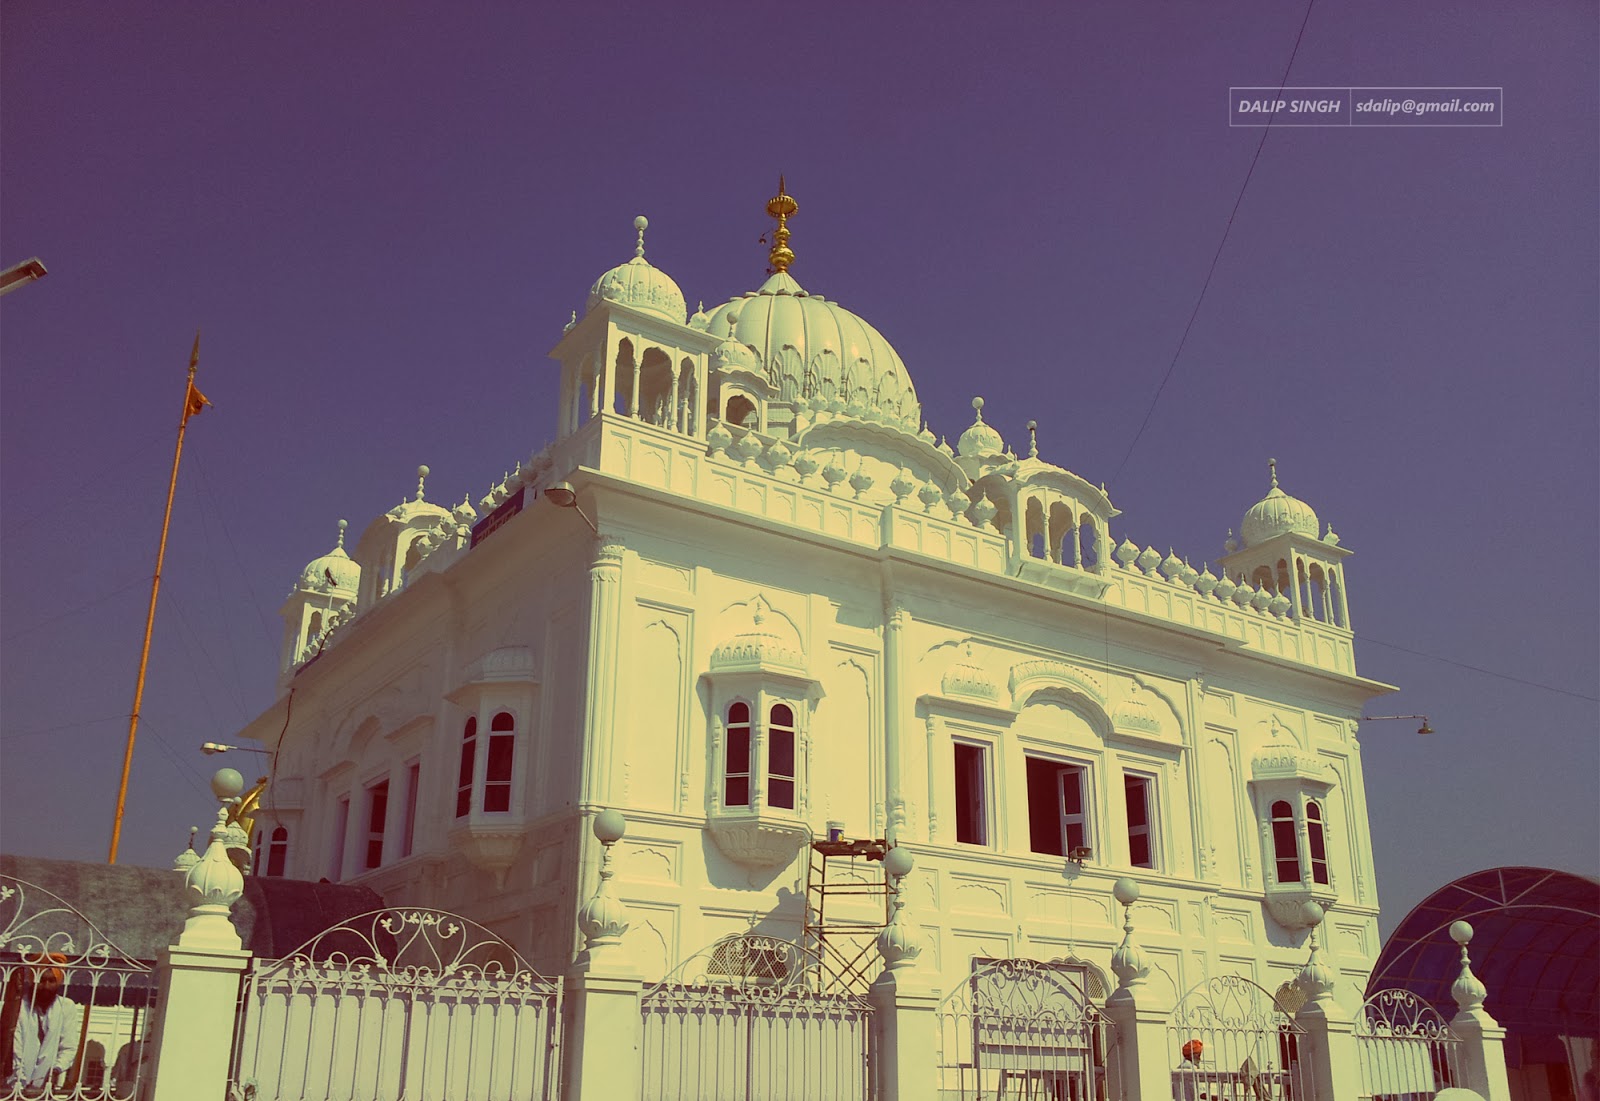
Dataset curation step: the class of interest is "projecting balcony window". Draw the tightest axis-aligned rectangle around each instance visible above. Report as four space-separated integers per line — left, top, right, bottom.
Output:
768 704 796 810
1026 756 1090 858
484 712 515 813
1272 799 1301 884
725 702 752 807
1306 801 1330 886
954 742 991 846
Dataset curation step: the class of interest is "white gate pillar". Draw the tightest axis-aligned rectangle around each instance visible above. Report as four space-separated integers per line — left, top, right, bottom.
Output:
564 809 643 1101
1103 879 1173 1101
1448 921 1512 1101
1294 907 1363 1101
147 773 253 1101
869 847 938 1101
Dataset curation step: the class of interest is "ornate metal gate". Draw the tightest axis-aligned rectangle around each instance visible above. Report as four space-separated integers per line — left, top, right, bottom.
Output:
229 908 562 1101
639 933 873 1101
1 874 157 1101
1356 989 1462 1100
1168 975 1308 1101
933 958 1112 1100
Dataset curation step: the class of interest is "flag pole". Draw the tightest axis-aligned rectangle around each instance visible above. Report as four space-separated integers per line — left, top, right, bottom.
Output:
108 332 209 863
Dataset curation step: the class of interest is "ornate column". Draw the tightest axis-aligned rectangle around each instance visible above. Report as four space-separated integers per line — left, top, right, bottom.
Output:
146 770 254 1101
1102 879 1173 1101
882 593 909 844
580 536 626 807
1448 921 1513 1101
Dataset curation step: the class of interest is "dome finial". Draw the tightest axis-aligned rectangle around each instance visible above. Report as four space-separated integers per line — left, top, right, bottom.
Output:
335 518 348 550
416 465 430 502
766 176 797 273
633 215 648 259
972 396 986 422
1269 457 1279 490
1027 420 1038 459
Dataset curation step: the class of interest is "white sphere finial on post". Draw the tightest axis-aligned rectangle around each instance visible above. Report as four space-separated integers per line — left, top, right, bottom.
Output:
1450 920 1487 1013
1296 900 1337 1003
634 216 649 259
416 465 430 501
180 770 247 949
576 809 631 968
1110 877 1150 988
876 846 925 972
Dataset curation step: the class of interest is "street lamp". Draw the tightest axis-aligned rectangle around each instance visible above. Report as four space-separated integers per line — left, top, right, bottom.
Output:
0 257 47 296
201 742 273 756
1361 714 1434 735
545 480 600 535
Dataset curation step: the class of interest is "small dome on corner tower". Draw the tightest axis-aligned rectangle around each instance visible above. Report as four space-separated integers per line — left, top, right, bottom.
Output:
585 215 687 325
1240 458 1320 546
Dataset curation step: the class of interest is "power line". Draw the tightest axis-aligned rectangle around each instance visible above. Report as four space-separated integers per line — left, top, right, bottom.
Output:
1357 634 1599 704
0 576 148 642
1109 0 1318 488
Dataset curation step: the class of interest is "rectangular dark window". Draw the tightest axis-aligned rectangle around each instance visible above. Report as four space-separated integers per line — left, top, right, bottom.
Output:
1027 757 1089 858
769 728 796 810
1307 802 1330 885
266 828 287 877
1125 774 1154 869
725 727 751 807
456 723 476 818
485 733 514 813
954 742 988 845
402 760 420 858
364 780 388 870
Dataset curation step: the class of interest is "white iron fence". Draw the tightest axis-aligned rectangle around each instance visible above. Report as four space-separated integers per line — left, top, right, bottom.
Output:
0 875 157 1101
639 933 873 1101
1355 989 1462 1100
229 908 563 1101
933 957 1113 1100
1168 974 1309 1101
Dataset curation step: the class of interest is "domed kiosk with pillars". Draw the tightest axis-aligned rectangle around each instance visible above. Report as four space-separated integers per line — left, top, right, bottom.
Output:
230 182 1402 1052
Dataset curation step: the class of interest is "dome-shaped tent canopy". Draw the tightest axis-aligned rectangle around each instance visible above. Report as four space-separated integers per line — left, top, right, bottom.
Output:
1368 866 1599 1040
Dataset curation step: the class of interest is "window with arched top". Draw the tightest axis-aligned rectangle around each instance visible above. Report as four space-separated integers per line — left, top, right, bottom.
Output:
768 704 796 810
484 711 515 813
726 394 758 429
1306 801 1330 885
267 825 288 877
724 701 752 807
456 717 477 818
1271 800 1301 883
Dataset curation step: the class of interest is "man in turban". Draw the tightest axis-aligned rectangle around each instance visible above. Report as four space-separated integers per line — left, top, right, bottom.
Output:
4 955 79 1094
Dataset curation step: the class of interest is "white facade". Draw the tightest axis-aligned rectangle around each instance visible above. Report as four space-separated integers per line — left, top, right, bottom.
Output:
235 196 1394 1007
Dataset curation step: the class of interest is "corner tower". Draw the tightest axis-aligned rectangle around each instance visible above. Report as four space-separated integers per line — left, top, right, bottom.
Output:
1219 459 1352 628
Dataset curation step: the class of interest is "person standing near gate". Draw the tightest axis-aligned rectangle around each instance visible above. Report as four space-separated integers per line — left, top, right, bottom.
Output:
4 956 79 1095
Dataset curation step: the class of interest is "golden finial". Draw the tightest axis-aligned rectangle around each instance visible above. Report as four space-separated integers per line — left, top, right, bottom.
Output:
766 175 798 273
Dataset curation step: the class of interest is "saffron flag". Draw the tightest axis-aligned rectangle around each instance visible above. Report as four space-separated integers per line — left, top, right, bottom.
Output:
183 330 210 422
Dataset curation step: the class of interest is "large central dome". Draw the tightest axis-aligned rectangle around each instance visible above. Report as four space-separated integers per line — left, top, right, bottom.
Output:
702 272 921 429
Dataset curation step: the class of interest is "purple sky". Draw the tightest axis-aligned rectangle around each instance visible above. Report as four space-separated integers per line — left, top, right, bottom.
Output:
3 2 1595 938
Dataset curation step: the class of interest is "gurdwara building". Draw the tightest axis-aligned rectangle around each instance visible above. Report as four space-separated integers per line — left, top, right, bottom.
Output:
234 185 1392 1005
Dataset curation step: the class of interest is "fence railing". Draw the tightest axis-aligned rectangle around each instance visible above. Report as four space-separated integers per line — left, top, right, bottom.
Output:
229 908 562 1101
1168 974 1310 1101
1355 989 1462 1100
0 875 157 1101
934 957 1112 1101
639 933 873 1101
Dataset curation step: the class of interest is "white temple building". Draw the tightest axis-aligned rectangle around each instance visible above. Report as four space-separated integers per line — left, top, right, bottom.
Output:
233 183 1393 1009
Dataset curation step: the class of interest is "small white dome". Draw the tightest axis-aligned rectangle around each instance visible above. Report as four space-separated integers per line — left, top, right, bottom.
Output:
956 397 1005 458
585 216 686 325
1241 460 1319 546
298 520 360 593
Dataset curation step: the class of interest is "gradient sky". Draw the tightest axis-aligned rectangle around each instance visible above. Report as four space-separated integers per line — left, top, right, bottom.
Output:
2 1 1595 938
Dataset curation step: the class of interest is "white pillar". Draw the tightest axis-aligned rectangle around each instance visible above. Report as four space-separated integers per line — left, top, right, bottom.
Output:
1102 879 1173 1101
869 849 940 1101
1448 920 1513 1101
147 773 253 1101
564 810 642 1101
882 594 908 843
1294 906 1365 1101
579 537 625 806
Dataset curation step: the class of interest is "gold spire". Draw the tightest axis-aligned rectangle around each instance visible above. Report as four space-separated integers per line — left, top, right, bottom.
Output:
766 175 797 273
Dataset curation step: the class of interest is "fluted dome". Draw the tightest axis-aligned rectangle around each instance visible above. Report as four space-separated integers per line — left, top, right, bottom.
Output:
585 216 687 325
298 520 360 593
702 272 920 426
1241 461 1319 547
956 397 1005 458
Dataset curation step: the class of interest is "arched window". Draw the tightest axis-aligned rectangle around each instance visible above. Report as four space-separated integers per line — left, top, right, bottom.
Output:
1079 516 1098 570
1306 801 1330 885
484 711 515 813
726 394 758 429
768 704 796 810
266 826 288 877
725 702 752 807
456 717 477 818
1271 800 1301 883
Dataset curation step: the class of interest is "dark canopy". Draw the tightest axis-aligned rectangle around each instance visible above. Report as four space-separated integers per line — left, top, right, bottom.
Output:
1368 866 1599 1040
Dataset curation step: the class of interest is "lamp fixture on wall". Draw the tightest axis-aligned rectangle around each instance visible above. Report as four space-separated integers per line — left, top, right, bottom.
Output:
1361 714 1434 735
545 480 599 535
